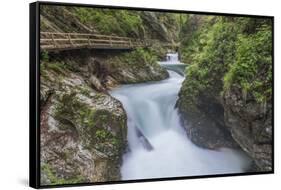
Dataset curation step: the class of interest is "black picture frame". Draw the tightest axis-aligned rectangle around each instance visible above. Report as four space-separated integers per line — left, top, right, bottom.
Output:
30 1 274 189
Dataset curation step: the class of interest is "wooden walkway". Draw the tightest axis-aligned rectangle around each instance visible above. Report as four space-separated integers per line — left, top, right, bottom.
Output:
40 32 177 51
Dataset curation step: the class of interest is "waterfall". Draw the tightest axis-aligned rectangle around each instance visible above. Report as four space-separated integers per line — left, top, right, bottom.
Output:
110 54 251 180
159 52 187 76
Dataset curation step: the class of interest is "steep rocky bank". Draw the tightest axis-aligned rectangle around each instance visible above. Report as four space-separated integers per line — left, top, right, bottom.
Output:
177 16 273 171
176 89 239 150
177 82 272 171
223 86 272 171
40 66 127 184
39 5 176 185
40 48 169 184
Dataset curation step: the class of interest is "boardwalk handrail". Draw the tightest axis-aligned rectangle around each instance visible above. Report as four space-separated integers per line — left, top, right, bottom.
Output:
41 32 133 39
40 32 177 51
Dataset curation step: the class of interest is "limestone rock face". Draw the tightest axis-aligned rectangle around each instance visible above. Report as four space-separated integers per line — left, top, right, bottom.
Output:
40 68 127 185
223 86 272 171
177 90 239 150
177 82 272 171
89 75 106 92
140 12 181 43
87 55 169 87
140 12 170 42
107 59 169 84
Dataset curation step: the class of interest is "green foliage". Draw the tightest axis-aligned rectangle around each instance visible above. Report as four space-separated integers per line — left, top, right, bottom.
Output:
224 25 272 102
180 16 216 63
95 129 107 140
40 61 69 76
74 8 142 37
179 16 272 108
181 18 239 104
121 48 158 66
41 51 49 62
46 62 66 75
41 164 85 185
106 47 160 82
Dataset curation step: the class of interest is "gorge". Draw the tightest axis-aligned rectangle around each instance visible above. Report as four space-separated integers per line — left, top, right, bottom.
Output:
39 4 273 186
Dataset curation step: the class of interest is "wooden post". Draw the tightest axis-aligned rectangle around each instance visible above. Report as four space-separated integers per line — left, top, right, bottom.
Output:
129 39 132 47
88 36 91 46
67 33 73 47
51 33 56 48
109 36 112 47
91 36 94 46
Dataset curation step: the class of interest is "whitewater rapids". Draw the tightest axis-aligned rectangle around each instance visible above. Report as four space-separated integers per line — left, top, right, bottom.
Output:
110 59 250 180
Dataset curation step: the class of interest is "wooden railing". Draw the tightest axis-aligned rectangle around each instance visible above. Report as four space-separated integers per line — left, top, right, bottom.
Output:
40 32 166 51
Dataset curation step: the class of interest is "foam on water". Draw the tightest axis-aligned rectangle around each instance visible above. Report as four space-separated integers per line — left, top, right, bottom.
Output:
110 54 251 180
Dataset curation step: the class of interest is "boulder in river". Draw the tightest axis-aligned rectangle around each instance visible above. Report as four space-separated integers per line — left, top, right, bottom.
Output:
135 127 154 151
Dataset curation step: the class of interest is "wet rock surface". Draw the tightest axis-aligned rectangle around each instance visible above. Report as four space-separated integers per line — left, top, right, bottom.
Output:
223 86 272 171
177 91 239 150
40 68 127 185
177 84 272 171
39 47 169 185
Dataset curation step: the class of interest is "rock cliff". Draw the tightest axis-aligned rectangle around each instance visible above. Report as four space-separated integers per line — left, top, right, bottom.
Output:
177 16 272 171
40 64 127 185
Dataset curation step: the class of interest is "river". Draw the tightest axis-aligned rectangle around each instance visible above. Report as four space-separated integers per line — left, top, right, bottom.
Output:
110 54 250 180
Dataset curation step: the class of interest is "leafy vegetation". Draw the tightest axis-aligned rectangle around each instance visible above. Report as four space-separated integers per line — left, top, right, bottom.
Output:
74 8 142 37
40 60 71 78
41 51 49 62
103 47 168 83
179 16 272 108
223 24 272 102
179 15 216 63
119 48 158 66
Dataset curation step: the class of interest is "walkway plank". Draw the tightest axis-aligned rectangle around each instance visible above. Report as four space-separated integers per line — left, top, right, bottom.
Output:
40 32 178 51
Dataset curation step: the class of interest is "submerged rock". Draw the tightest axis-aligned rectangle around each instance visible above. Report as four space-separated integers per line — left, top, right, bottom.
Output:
136 127 154 151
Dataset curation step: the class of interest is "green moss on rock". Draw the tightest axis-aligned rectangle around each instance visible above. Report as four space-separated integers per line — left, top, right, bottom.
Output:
41 164 85 185
106 48 169 84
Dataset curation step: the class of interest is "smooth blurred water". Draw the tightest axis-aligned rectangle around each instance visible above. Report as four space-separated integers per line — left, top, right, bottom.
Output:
159 52 187 75
166 52 180 63
110 56 251 180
